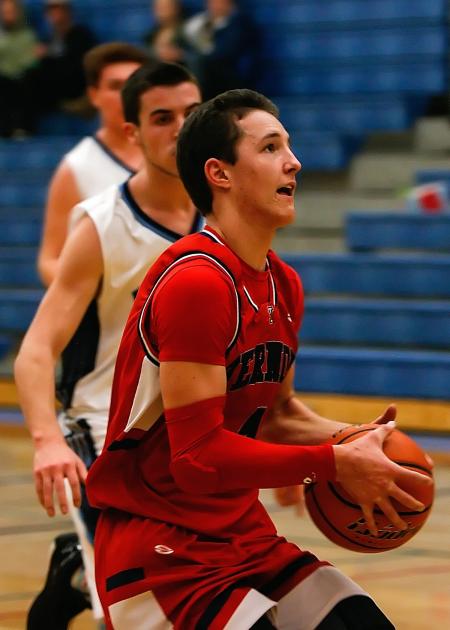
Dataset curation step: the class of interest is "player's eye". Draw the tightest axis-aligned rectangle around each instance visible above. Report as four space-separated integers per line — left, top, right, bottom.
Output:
155 114 172 125
264 143 276 153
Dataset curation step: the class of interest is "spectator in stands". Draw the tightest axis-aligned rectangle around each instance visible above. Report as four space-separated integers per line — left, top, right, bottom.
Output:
143 0 187 65
0 0 39 136
182 0 259 99
21 0 96 132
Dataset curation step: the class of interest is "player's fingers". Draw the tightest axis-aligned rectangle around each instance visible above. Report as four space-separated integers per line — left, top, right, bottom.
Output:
53 473 69 515
360 504 378 537
389 484 425 512
375 496 407 531
66 467 82 508
76 457 88 483
372 420 396 445
373 404 397 425
34 472 45 508
40 473 55 517
396 465 433 488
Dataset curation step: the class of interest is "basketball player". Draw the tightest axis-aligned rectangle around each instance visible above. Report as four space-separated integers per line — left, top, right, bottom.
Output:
37 41 149 287
86 89 431 629
14 61 203 629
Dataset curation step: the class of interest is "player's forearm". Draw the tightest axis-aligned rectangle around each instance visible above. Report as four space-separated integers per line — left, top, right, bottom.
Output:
14 345 63 445
259 394 348 446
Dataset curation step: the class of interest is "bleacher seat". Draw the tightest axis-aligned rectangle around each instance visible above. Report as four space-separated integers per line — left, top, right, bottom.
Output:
0 289 42 332
0 138 74 171
0 220 42 246
282 253 450 298
0 248 40 288
0 335 11 360
346 213 450 251
302 298 450 349
265 27 447 62
295 346 450 399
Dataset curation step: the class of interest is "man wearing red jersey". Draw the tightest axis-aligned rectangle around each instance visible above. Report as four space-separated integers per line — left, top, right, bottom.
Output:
87 89 430 629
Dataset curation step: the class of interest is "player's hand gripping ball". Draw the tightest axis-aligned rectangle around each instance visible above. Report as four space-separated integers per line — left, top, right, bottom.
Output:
305 425 434 553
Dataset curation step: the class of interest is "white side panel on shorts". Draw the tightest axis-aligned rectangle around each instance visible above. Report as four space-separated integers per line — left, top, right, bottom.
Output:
109 590 173 630
224 588 276 630
277 565 370 630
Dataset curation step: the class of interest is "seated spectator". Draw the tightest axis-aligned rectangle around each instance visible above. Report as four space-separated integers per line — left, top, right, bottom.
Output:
0 0 39 136
182 0 259 99
143 0 187 64
21 0 96 132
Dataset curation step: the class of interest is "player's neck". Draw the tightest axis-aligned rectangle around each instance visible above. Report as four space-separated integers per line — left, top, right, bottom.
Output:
207 214 274 271
95 127 142 170
129 169 194 218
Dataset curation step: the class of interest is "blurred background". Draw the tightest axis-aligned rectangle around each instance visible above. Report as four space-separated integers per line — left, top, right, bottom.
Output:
0 0 449 628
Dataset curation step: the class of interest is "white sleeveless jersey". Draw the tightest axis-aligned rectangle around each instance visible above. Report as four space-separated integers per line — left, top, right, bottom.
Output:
61 182 203 454
64 136 135 199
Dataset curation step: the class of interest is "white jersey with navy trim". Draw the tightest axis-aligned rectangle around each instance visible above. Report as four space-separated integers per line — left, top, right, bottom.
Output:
61 182 203 454
64 136 135 200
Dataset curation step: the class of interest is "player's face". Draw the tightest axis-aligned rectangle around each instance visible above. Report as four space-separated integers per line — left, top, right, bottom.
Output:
88 62 142 130
228 110 301 228
136 81 201 177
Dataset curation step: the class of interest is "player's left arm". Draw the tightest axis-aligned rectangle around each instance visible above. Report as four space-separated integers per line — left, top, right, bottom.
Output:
258 365 397 447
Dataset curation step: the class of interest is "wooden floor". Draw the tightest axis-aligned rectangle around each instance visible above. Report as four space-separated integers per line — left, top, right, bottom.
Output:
1 431 449 630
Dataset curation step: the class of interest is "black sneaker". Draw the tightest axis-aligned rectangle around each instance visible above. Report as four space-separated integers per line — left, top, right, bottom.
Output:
27 532 91 630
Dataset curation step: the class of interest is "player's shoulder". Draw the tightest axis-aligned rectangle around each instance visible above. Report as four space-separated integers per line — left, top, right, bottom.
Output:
63 135 96 164
70 184 121 230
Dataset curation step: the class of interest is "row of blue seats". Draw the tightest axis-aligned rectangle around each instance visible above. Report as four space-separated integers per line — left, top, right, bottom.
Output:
0 289 43 332
283 253 450 298
0 137 74 171
302 298 450 349
249 0 447 26
2 248 450 298
294 346 450 400
0 291 447 352
0 220 42 246
264 27 447 61
346 213 450 252
261 62 446 96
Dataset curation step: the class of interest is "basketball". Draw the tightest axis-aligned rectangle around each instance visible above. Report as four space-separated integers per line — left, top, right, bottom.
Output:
305 425 434 553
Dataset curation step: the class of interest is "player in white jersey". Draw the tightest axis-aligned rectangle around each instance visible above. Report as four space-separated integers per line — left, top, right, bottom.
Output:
14 61 202 629
37 42 149 287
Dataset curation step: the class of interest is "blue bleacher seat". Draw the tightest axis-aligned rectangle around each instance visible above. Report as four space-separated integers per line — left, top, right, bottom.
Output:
282 253 450 298
301 298 450 349
295 346 450 400
0 289 43 332
346 213 450 251
264 27 447 62
0 248 40 288
0 335 11 359
263 63 446 96
0 220 42 246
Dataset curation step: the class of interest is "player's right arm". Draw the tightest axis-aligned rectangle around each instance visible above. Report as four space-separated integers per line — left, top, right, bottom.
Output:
14 215 103 517
37 160 81 286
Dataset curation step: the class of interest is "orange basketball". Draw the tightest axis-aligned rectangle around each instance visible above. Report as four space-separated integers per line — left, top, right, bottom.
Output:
305 425 434 553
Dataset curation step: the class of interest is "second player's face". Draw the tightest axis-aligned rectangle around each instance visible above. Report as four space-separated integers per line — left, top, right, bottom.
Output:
137 81 201 177
228 110 301 228
89 62 143 130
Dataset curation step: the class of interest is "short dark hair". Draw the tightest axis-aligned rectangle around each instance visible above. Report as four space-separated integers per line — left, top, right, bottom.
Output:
122 61 199 125
176 89 279 215
83 42 150 87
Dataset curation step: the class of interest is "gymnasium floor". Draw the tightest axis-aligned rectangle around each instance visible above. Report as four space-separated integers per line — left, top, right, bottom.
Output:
0 428 449 630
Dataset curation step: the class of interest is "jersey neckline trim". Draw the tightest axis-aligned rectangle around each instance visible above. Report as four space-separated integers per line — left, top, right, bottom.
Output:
120 181 202 242
92 135 137 174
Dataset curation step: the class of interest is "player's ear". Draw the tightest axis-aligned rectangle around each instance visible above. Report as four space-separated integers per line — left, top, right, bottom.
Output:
204 158 231 191
123 122 140 146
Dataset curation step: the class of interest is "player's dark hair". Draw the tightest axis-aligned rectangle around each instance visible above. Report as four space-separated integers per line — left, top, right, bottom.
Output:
83 42 150 87
122 61 199 125
176 89 279 216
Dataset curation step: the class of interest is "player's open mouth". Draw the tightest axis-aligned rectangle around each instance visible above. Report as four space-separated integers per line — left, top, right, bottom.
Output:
276 184 295 197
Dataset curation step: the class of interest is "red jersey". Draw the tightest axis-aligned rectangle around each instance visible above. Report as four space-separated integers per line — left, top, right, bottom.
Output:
87 225 313 539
